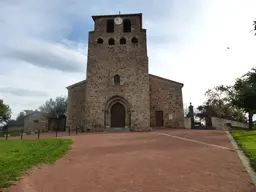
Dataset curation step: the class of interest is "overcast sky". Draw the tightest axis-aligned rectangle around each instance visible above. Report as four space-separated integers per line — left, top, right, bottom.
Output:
0 0 256 119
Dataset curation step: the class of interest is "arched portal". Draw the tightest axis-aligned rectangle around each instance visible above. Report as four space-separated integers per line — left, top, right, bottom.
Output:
104 95 131 128
111 102 125 127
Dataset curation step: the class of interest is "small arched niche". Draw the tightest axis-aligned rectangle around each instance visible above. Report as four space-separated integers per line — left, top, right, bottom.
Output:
131 37 138 44
120 37 126 45
108 38 115 45
97 38 103 44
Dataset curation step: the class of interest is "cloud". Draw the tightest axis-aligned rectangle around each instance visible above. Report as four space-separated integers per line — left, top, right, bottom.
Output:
2 38 86 73
0 0 256 119
0 87 48 97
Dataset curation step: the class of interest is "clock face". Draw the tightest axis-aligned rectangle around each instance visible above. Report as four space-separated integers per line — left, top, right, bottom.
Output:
114 17 123 25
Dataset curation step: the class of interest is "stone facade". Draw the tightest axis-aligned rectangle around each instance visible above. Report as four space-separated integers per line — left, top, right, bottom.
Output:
66 80 86 130
149 75 184 128
24 111 48 132
66 13 184 131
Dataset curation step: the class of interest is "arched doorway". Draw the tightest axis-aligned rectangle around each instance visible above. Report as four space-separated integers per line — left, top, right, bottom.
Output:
104 95 131 128
111 102 125 127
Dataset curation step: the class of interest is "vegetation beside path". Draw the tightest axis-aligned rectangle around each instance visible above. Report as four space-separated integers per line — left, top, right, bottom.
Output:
0 138 73 189
231 130 256 171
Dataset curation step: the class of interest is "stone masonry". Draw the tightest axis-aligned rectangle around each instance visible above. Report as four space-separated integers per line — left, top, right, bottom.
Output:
24 111 48 132
66 13 184 131
66 80 86 129
149 75 184 128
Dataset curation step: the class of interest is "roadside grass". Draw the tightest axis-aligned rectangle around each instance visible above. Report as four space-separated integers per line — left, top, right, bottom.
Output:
0 138 73 189
230 130 256 171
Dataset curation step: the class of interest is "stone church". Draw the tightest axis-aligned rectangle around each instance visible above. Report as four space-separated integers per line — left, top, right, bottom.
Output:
66 13 184 131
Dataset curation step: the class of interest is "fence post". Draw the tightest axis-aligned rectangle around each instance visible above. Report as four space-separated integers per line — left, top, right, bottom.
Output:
5 127 8 140
20 129 23 140
37 129 40 139
69 126 71 136
76 126 78 135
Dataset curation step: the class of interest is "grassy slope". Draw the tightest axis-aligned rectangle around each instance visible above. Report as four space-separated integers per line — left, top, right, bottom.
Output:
230 130 256 170
0 139 73 189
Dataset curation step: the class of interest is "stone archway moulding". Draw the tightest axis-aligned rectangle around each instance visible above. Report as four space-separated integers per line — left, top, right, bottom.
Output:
104 95 131 128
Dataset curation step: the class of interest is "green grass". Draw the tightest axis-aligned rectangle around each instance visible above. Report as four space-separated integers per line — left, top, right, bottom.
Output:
230 130 256 171
0 139 73 189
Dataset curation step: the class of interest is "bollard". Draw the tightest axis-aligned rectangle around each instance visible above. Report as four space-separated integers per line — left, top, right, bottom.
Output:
56 128 58 138
69 126 71 136
76 127 78 135
5 127 8 140
37 129 40 139
20 129 24 140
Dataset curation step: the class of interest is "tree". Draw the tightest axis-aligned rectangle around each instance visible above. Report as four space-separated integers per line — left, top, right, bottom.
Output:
39 96 67 118
16 110 35 122
196 86 247 125
228 68 256 129
16 111 26 121
0 100 11 123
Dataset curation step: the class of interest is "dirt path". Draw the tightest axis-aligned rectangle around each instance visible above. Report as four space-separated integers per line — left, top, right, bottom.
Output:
8 130 255 192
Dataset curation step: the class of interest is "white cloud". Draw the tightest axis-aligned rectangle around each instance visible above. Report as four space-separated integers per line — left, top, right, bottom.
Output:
0 0 255 119
2 38 86 72
148 0 256 109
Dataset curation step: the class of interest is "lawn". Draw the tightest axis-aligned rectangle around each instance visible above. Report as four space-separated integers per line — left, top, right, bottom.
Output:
0 138 73 189
230 130 256 171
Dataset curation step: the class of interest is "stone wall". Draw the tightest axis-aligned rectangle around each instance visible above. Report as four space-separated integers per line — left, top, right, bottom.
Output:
211 117 249 130
24 112 48 132
184 117 192 129
66 80 86 130
85 14 150 131
149 75 184 128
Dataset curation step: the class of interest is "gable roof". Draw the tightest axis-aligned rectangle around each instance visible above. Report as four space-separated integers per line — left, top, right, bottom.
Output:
66 80 86 89
24 111 48 118
149 74 184 87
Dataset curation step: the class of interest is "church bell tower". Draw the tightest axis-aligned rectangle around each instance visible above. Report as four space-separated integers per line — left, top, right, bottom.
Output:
85 13 150 131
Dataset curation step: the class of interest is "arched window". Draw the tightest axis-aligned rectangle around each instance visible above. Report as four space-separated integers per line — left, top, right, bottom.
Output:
131 37 138 44
123 19 131 33
108 38 115 45
120 37 126 45
114 75 120 85
107 19 114 33
97 38 103 44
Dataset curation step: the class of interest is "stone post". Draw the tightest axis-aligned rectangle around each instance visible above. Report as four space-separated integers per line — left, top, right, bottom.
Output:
188 102 195 128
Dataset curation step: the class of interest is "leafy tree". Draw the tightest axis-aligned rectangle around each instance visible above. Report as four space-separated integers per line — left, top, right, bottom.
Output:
0 100 11 123
228 68 256 129
39 96 67 118
196 86 247 125
16 111 26 121
15 110 35 123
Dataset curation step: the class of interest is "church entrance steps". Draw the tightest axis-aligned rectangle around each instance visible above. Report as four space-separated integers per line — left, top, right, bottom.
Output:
104 128 131 132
